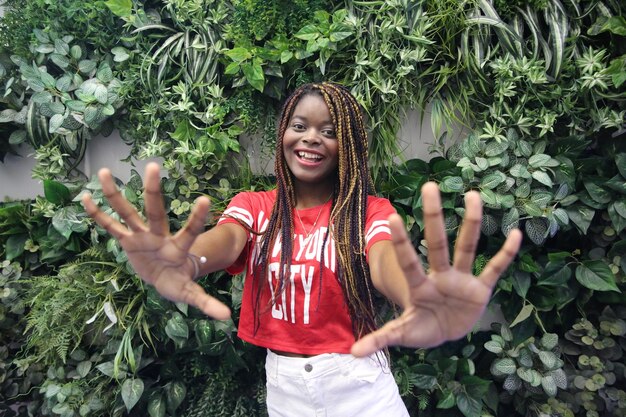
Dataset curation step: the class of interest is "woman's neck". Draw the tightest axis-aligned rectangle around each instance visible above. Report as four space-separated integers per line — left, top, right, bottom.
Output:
293 183 334 209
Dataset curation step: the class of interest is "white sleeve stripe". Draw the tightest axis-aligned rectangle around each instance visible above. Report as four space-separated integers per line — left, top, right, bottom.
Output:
366 220 390 240
219 207 253 227
365 223 391 244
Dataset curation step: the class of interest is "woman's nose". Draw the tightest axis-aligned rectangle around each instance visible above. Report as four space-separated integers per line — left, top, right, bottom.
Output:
302 130 321 144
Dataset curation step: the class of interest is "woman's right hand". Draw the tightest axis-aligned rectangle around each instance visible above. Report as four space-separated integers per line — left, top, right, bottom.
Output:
82 162 231 320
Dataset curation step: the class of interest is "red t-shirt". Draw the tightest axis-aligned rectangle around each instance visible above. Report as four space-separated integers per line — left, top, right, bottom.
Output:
217 190 396 355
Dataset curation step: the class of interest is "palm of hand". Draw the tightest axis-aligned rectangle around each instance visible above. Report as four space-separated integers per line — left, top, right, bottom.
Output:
352 183 522 356
398 268 493 349
82 164 230 319
117 232 191 299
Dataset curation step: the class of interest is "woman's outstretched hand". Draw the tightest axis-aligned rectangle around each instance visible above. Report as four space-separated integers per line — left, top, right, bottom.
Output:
82 162 231 320
352 182 522 356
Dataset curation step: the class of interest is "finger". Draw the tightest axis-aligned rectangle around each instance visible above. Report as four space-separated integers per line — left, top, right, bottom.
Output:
82 193 130 240
389 214 427 288
143 162 169 236
180 280 231 320
422 182 450 272
478 229 522 288
351 318 405 357
99 168 147 232
173 196 210 251
453 191 482 273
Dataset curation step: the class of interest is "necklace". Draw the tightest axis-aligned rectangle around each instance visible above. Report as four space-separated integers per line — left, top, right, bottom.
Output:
295 194 332 239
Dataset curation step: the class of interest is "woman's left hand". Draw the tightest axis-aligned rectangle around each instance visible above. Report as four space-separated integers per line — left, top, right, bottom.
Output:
351 182 522 357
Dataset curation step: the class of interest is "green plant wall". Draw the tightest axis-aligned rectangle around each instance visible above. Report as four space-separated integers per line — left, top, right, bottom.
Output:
1 0 625 416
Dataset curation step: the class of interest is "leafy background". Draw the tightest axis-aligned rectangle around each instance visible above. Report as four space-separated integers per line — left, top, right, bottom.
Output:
1 0 625 416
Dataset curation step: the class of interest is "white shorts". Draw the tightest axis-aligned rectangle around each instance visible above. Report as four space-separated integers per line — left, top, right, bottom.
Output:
265 349 409 417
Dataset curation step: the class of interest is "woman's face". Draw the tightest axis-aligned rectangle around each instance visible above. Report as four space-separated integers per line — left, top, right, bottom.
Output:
282 94 339 190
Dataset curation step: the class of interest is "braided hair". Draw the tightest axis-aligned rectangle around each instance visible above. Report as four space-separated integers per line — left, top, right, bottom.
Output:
251 82 380 339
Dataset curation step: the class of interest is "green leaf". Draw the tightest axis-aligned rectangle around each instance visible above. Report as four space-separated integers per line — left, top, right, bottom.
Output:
148 394 166 417
475 157 489 171
525 217 548 245
76 361 91 378
440 176 464 193
575 261 619 292
502 208 519 235
44 180 71 204
481 172 506 189
224 62 240 75
294 24 320 41
39 71 56 88
532 171 553 187
241 62 265 92
412 364 437 389
436 390 455 409
225 47 252 63
598 16 626 36
538 263 571 287
584 181 611 204
329 29 352 42
480 189 497 206
492 358 516 375
121 378 144 411
169 120 194 143
50 53 70 69
94 85 108 104
111 46 129 62
541 374 558 397
512 271 530 298
538 351 558 369
165 381 186 412
503 374 522 392
523 202 543 217
616 154 626 180
165 312 189 342
529 154 551 168
510 304 534 327
97 64 114 83
70 45 82 60
456 393 482 417
56 75 72 92
49 114 64 133
540 333 558 351
52 206 88 239
35 44 55 54
566 206 595 234
6 234 27 260
484 340 503 354
105 0 132 17
78 59 97 74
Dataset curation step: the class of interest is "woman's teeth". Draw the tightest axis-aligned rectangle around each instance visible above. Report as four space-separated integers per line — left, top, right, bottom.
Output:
298 151 322 161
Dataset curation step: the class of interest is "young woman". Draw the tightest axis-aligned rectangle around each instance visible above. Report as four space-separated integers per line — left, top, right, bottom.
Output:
82 82 522 416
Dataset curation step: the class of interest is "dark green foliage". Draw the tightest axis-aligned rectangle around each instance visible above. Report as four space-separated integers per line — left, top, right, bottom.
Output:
1 0 625 416
226 0 333 43
493 0 549 19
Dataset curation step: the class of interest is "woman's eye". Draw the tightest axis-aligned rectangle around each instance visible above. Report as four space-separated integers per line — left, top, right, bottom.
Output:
322 129 336 137
292 123 305 130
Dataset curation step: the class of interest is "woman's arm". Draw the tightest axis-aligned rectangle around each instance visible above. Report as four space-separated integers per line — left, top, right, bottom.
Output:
368 239 411 309
189 223 249 276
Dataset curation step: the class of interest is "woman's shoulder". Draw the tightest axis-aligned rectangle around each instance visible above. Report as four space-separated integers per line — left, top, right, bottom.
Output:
230 188 277 206
367 194 392 206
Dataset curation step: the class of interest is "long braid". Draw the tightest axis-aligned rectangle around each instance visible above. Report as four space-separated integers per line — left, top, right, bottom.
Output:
252 82 379 339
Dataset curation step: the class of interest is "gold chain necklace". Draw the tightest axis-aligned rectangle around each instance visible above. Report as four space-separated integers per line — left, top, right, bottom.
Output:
295 194 332 238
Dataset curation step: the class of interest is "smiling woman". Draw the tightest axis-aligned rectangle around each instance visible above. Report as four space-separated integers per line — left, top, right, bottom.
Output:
81 82 521 417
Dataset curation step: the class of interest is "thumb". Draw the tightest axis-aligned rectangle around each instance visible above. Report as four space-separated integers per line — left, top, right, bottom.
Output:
351 319 403 357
